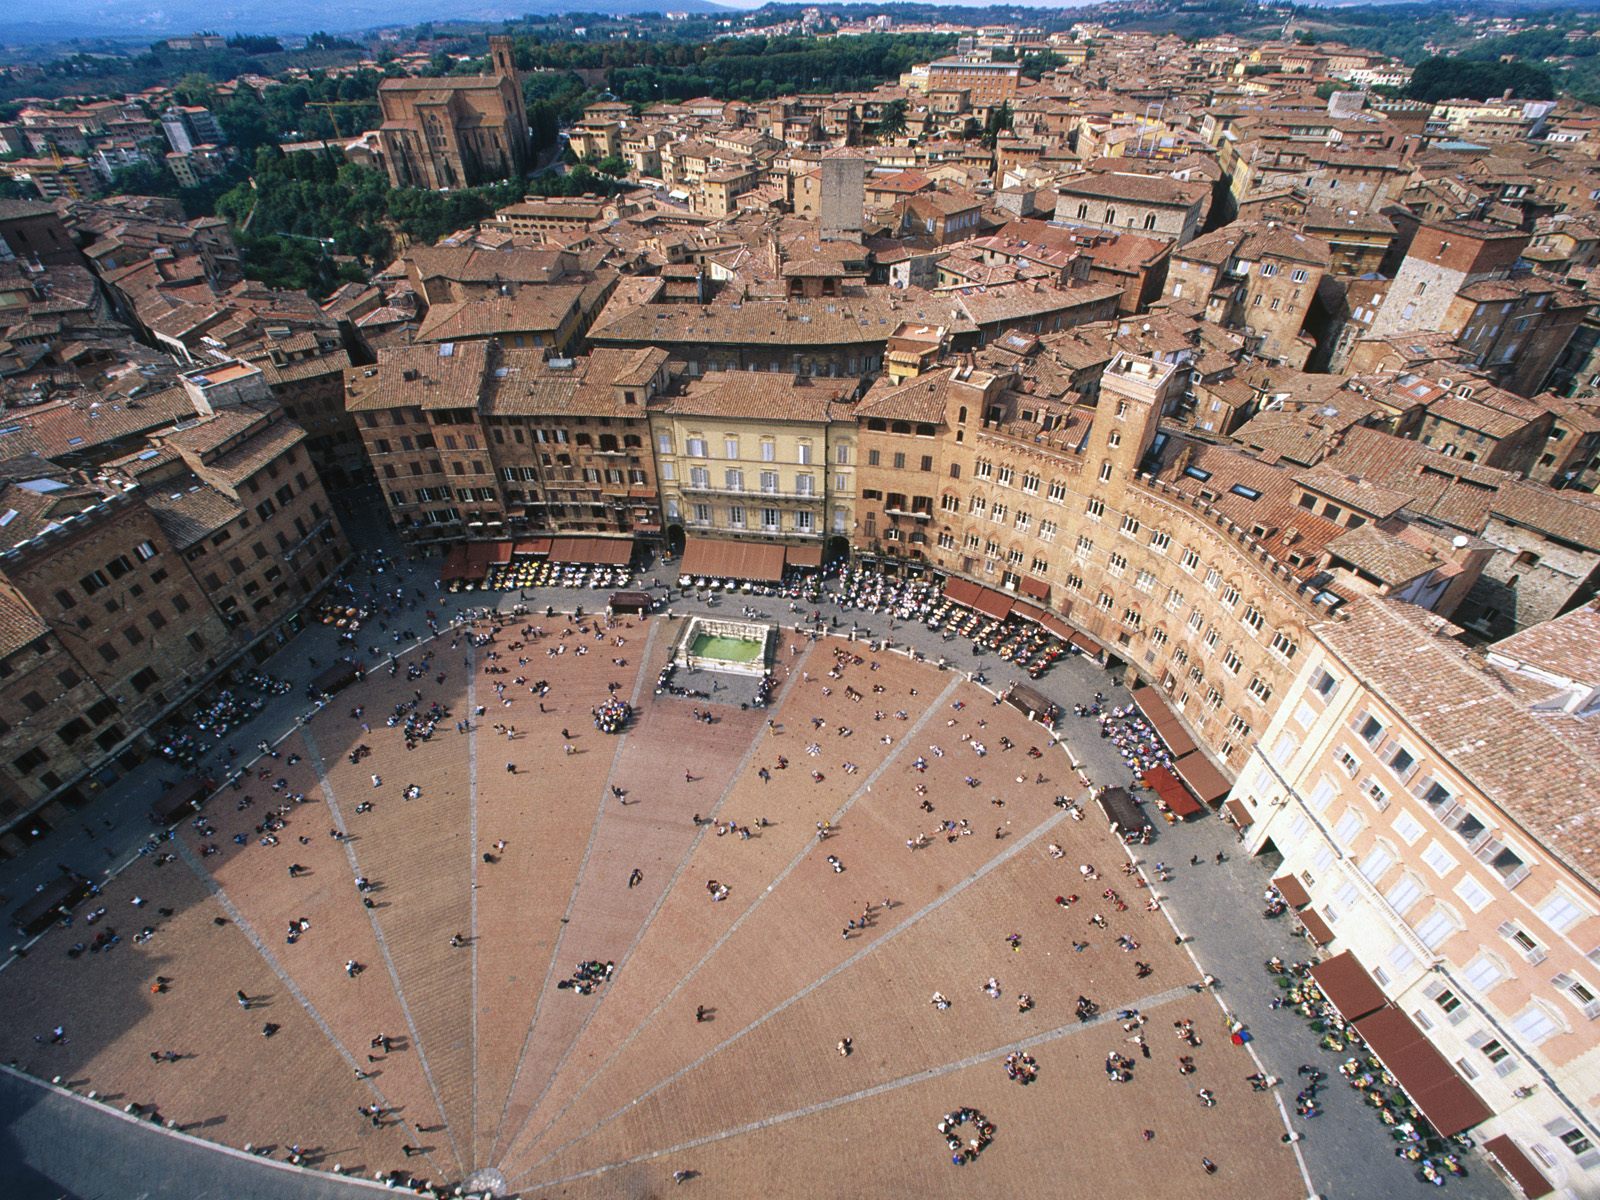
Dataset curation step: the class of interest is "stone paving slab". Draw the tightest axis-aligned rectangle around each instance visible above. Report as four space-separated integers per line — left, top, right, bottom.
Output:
511 765 1189 1185
496 643 943 1170
526 993 1299 1200
502 666 1090 1178
499 640 928 1164
470 616 650 1166
171 742 459 1178
485 631 770 1167
0 855 417 1177
0 619 1314 1200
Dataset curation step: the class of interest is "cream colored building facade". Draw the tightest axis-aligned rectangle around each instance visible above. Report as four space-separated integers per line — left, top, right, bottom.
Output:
1234 597 1600 1198
648 373 858 554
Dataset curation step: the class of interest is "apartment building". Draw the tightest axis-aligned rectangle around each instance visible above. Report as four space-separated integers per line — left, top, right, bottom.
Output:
652 372 858 563
1166 221 1330 367
1054 172 1211 245
1232 597 1600 1200
926 58 1021 104
345 341 665 547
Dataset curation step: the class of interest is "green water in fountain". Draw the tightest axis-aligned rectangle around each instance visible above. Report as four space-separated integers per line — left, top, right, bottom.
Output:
690 634 763 662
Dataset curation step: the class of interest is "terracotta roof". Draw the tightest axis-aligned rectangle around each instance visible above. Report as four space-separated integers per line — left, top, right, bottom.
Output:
1318 597 1600 892
0 589 49 660
1057 171 1208 208
142 481 244 549
416 284 597 342
1325 522 1442 584
344 341 491 412
662 371 855 422
857 369 956 424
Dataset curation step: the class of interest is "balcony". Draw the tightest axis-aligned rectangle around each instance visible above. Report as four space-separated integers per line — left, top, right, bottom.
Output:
680 481 820 502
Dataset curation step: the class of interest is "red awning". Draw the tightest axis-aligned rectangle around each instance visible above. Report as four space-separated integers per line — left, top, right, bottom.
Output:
1173 749 1231 805
1309 951 1387 1021
1298 908 1335 945
1070 631 1103 657
1143 765 1203 817
1223 796 1255 827
464 541 512 571
1272 873 1313 909
1040 613 1074 641
971 587 1014 620
549 537 633 565
680 537 787 582
786 543 822 569
942 577 983 608
1019 575 1050 601
1354 1006 1493 1138
1483 1136 1554 1198
441 545 471 582
1010 600 1044 623
1129 684 1197 758
513 537 553 556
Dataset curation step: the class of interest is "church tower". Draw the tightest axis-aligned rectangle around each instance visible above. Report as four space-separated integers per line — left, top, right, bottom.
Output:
489 36 519 86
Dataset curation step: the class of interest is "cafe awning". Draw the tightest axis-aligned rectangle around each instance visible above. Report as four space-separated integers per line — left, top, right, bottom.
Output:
680 537 787 582
441 545 471 582
513 537 553 556
1019 575 1050 602
785 543 822 569
550 536 633 565
1223 796 1255 827
1130 684 1197 758
1298 908 1335 945
1040 613 1075 641
1070 630 1103 657
1354 1006 1493 1138
1011 600 1044 624
1173 749 1232 805
972 587 1013 620
472 541 513 568
1308 951 1387 1021
1483 1136 1554 1198
1272 873 1312 909
942 577 983 608
1142 765 1203 817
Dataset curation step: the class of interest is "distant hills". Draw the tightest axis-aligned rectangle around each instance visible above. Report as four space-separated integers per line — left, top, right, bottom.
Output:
4 0 731 42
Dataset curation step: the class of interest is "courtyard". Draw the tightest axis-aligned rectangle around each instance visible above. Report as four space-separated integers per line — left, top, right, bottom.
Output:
0 606 1303 1199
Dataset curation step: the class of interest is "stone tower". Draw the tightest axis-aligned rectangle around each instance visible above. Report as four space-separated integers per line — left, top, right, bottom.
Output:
489 36 519 87
1087 352 1179 495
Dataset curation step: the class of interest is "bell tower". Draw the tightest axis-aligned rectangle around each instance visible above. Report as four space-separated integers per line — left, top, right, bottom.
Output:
489 36 518 85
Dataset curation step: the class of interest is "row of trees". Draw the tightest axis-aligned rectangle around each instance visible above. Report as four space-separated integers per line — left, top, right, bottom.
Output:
201 146 627 296
1404 55 1556 102
603 33 955 105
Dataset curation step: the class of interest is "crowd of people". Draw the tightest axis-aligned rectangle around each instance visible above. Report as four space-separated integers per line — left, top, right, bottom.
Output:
936 1106 995 1166
593 697 631 734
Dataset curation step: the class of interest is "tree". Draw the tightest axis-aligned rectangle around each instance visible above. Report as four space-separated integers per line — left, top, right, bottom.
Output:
1405 55 1554 103
227 34 282 54
173 72 215 107
874 98 907 140
982 102 1013 150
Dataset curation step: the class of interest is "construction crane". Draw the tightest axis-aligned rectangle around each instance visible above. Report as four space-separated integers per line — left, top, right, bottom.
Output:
305 100 373 142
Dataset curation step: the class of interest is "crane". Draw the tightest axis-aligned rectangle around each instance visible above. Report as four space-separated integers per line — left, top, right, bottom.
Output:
305 100 373 142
